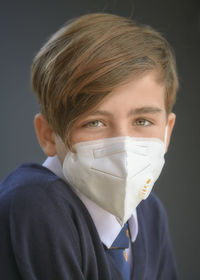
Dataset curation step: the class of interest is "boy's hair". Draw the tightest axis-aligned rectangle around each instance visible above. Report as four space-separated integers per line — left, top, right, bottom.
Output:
31 13 179 148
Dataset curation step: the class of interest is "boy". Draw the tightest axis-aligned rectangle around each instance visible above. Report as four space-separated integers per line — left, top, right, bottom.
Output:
0 13 178 279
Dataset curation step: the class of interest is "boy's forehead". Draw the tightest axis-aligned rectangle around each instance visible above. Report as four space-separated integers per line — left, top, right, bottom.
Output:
91 73 166 112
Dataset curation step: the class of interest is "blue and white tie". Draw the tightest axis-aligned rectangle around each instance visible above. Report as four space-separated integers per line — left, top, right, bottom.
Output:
107 223 130 280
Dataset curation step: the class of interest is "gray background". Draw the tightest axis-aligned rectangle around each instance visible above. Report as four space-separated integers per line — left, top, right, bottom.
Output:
1 0 200 279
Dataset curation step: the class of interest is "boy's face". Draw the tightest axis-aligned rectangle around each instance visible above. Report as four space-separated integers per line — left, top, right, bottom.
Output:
55 71 175 163
35 71 175 163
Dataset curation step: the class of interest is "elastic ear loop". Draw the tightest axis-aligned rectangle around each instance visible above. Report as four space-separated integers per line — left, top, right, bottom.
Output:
164 126 168 152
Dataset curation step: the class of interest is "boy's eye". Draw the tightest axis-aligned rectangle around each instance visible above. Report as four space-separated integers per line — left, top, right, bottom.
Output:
84 120 104 127
134 119 152 126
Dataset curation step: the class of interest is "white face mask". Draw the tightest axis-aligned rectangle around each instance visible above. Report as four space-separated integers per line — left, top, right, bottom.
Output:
63 134 166 226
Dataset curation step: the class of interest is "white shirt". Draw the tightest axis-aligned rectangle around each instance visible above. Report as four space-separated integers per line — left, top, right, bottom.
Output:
43 155 138 263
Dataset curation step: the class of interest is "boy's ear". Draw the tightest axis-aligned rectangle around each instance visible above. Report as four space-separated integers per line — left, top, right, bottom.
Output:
165 112 176 151
34 113 57 157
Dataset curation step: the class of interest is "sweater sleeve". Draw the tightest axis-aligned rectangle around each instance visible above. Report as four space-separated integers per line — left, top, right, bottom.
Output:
2 181 86 280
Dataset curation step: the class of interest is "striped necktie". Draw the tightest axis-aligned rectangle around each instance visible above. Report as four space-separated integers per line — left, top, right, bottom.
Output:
107 223 130 280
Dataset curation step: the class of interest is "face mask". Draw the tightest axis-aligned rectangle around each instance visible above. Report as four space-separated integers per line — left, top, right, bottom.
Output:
62 134 166 226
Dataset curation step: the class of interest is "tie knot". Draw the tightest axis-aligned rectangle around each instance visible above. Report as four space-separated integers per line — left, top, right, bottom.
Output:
110 223 130 249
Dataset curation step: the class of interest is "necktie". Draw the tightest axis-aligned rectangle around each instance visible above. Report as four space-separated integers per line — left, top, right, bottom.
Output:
107 223 130 280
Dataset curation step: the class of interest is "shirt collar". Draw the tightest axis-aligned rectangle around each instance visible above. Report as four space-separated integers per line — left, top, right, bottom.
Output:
43 155 138 248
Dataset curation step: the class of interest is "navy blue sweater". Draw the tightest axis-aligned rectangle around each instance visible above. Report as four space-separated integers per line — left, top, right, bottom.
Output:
0 163 178 279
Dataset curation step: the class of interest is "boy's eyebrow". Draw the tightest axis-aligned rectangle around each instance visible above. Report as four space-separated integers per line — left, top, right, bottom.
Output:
90 106 163 117
90 110 113 117
127 106 163 116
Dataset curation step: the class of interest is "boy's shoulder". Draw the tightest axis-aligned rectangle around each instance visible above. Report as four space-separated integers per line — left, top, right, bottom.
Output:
142 190 166 212
0 163 61 203
0 163 84 221
0 163 59 192
136 190 170 250
0 164 102 279
0 163 97 246
0 162 71 193
138 190 168 226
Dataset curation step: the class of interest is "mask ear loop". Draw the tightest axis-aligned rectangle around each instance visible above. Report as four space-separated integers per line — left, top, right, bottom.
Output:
164 125 168 152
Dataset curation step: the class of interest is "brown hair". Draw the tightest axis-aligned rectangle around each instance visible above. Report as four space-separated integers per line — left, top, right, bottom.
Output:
31 13 179 147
